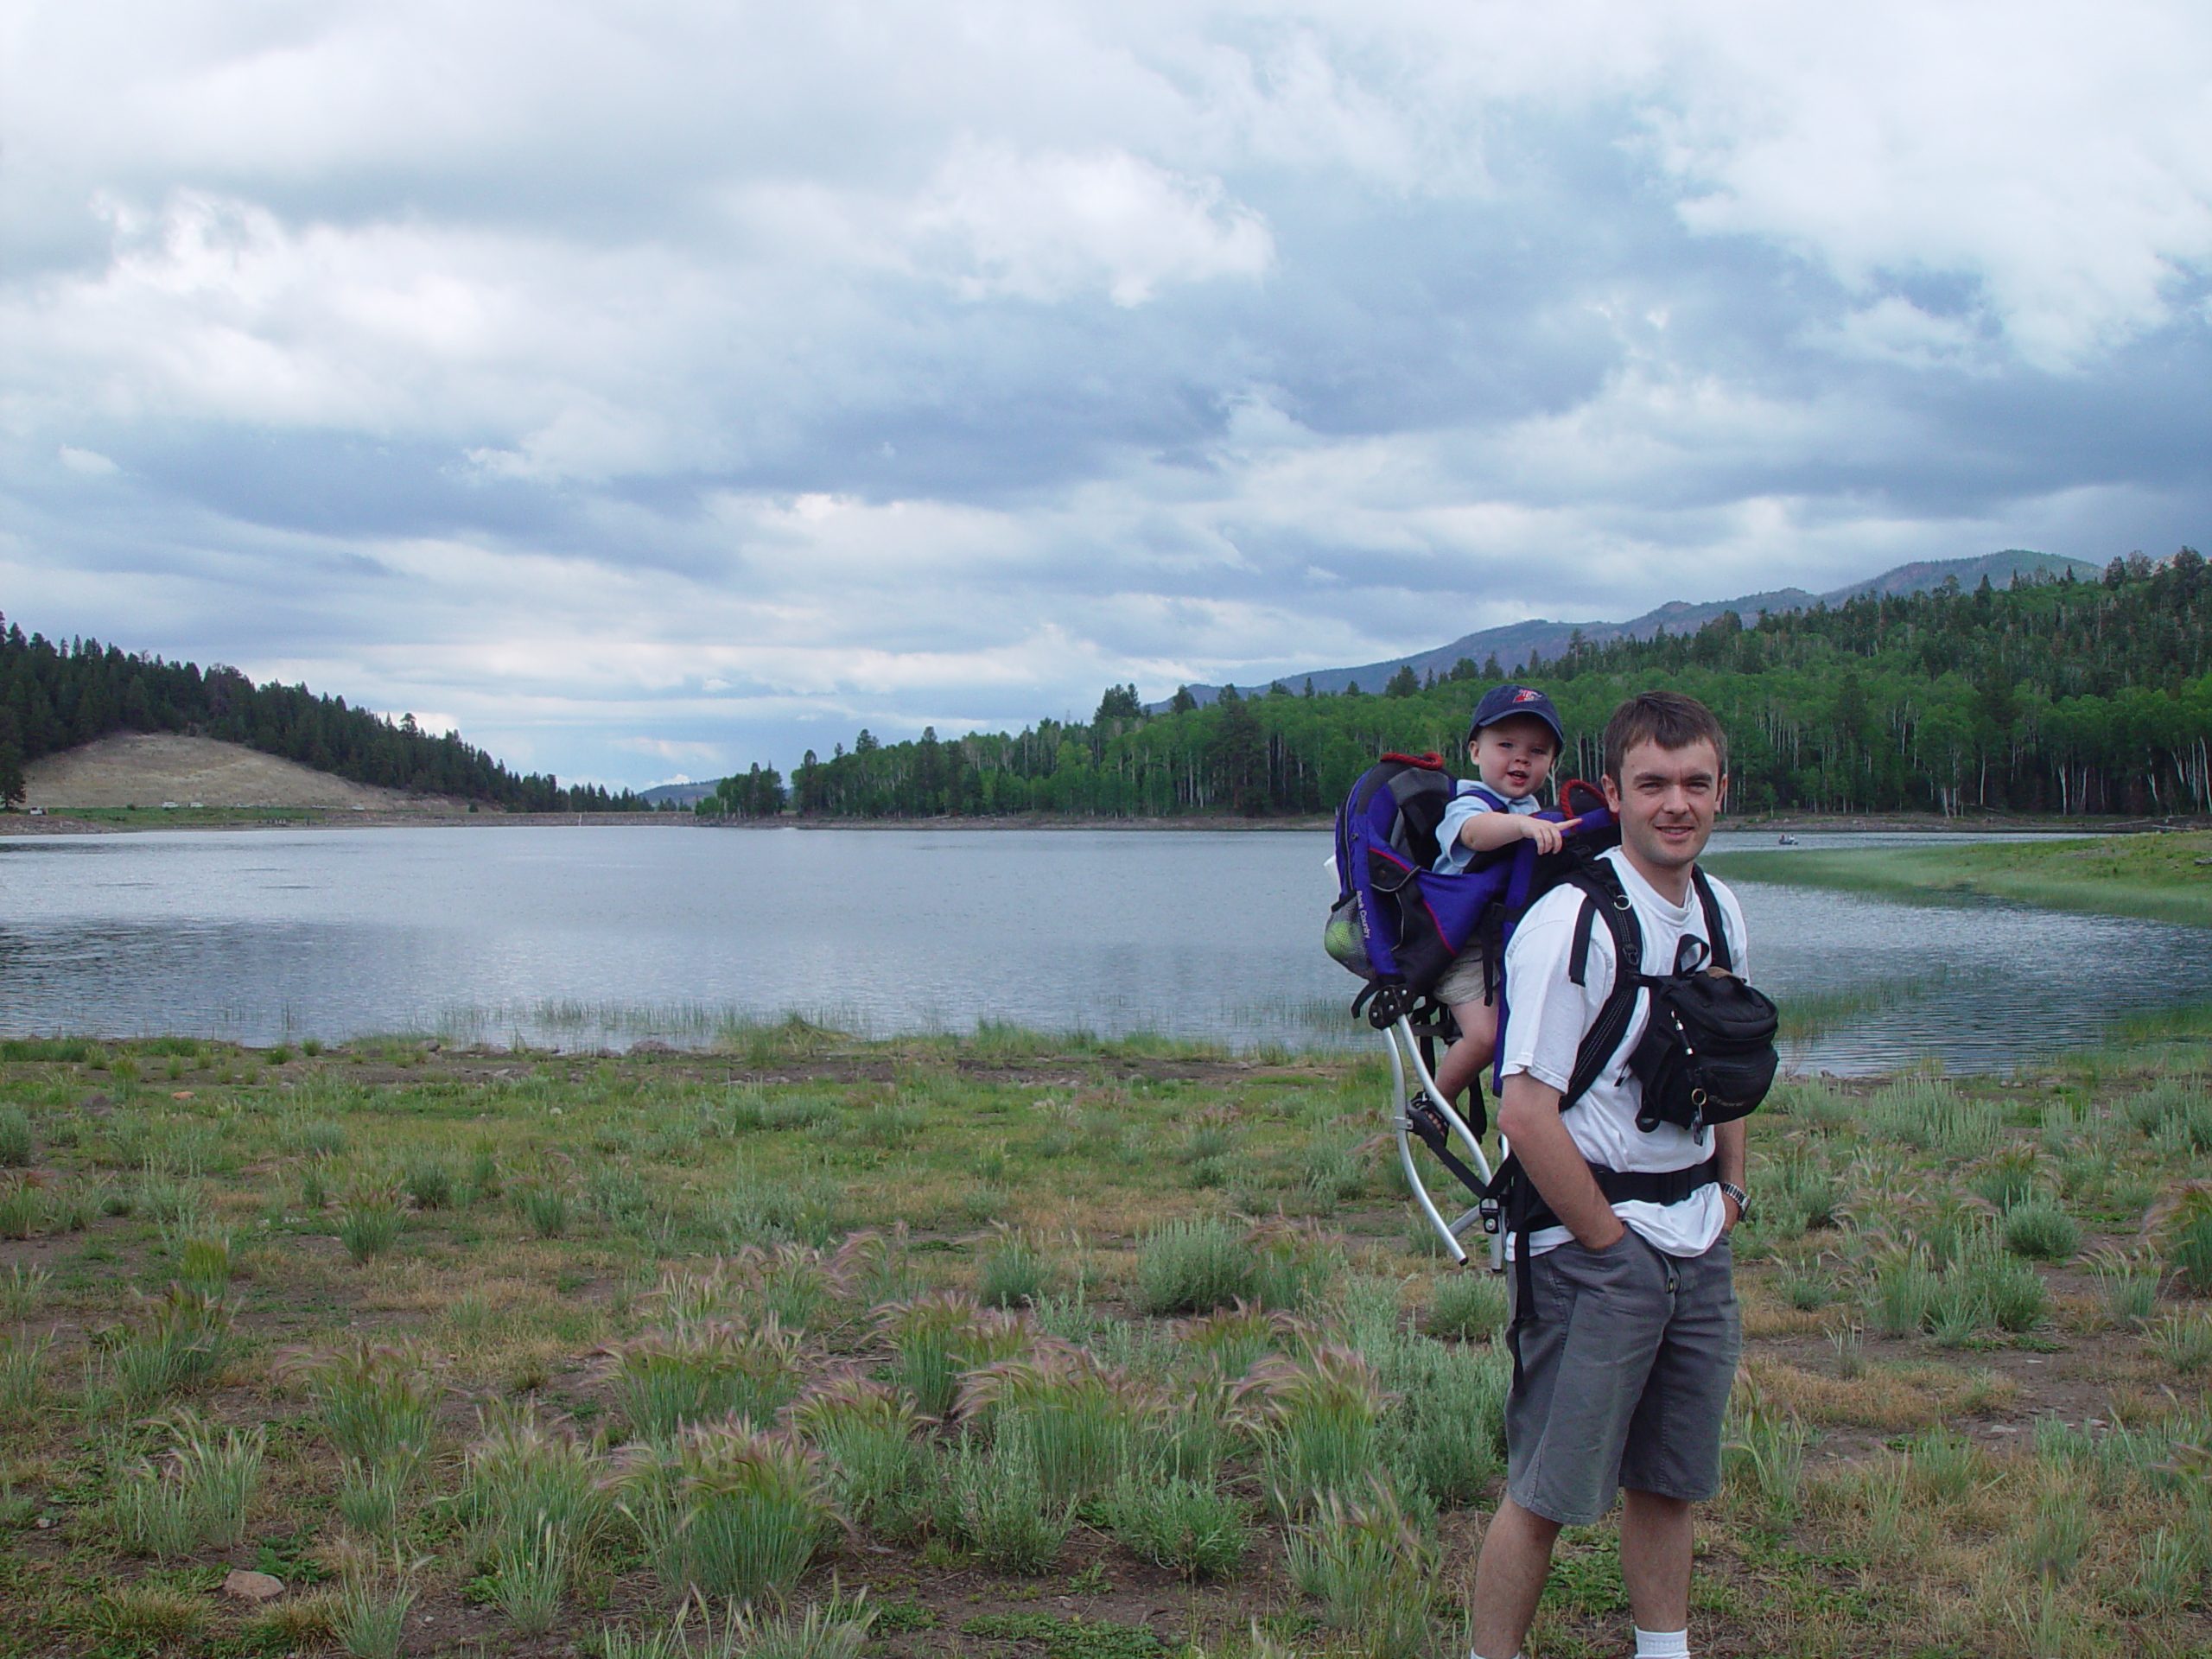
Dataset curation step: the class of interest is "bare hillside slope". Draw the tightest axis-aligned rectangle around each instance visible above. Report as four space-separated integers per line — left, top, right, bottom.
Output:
24 734 464 811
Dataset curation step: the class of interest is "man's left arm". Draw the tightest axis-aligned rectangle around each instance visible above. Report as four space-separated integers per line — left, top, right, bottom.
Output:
1716 1116 1745 1230
1717 887 1750 1230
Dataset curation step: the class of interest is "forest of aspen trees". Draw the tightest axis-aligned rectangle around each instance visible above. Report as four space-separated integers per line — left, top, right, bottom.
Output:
9 550 2204 823
706 550 2211 822
0 617 646 812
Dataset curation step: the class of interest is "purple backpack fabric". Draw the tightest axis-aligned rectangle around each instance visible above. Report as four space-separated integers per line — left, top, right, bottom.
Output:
1327 754 1616 1027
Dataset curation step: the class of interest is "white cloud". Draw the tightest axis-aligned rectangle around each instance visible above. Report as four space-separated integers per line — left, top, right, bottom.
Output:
0 0 2206 785
1804 297 1991 372
1638 0 2212 366
353 708 460 739
908 143 1274 306
613 739 717 766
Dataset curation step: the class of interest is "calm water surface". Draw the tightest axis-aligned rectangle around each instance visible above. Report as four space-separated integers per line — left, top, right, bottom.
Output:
3 825 2206 1074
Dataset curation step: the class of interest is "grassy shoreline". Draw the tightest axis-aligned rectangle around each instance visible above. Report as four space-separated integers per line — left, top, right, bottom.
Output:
0 1027 2206 1657
1708 830 2212 929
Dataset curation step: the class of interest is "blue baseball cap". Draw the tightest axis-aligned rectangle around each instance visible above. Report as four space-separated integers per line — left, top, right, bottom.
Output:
1469 684 1565 748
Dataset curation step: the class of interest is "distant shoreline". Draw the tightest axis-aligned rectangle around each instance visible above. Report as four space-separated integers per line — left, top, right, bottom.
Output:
0 809 700 836
4 806 2199 837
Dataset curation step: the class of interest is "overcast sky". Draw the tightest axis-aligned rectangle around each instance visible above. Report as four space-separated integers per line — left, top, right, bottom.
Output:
4 2 2209 786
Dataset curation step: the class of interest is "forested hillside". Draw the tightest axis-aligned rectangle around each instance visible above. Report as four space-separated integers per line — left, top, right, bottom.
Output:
712 550 2210 820
0 620 645 811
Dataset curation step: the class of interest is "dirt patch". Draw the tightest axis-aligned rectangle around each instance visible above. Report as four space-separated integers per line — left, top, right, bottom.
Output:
22 733 464 813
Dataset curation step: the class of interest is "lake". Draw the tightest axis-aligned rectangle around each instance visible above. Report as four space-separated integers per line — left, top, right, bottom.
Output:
3 825 2207 1075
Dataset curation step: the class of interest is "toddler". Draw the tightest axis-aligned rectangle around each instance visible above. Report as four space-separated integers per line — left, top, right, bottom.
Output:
1430 684 1567 1109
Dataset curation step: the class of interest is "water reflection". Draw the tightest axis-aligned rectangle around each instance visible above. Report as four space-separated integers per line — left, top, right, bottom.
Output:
1 825 2204 1073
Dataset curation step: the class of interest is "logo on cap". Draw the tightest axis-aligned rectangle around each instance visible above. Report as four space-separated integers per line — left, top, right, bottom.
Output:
1512 688 1540 702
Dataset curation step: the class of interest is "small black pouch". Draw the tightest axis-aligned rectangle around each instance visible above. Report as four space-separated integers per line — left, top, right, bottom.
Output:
1628 936 1780 1140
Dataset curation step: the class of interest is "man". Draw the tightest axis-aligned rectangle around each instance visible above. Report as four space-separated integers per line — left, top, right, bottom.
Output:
1469 690 1751 1659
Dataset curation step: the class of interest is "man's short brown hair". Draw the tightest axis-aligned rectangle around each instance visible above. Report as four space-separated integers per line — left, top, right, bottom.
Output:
1602 690 1729 783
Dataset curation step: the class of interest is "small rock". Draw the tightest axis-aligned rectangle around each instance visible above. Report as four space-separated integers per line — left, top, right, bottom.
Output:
79 1092 112 1116
224 1569 285 1603
171 1090 195 1101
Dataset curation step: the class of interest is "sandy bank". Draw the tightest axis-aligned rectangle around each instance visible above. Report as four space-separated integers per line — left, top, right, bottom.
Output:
23 733 454 812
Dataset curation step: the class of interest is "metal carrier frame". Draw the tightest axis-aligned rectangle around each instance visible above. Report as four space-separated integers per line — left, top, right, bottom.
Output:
1381 1013 1504 1270
1349 779 1618 1272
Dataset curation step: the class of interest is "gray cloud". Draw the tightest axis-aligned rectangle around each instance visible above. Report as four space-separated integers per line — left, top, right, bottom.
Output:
3 0 2208 787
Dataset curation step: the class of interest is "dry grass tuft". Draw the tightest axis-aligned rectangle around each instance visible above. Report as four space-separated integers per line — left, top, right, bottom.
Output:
1743 1356 2018 1430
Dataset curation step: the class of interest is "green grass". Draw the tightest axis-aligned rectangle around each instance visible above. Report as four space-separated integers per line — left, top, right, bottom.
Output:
601 1318 807 1440
976 1228 1054 1309
950 1424 1073 1574
1708 830 2212 927
112 1409 265 1554
277 1338 440 1465
1235 1344 1390 1516
959 1612 1161 1659
0 1030 2201 1658
605 1601 877 1659
622 1418 839 1600
1284 1483 1438 1659
334 1558 415 1659
1419 1271 1506 1342
2002 1200 2082 1262
1098 1472 1249 1579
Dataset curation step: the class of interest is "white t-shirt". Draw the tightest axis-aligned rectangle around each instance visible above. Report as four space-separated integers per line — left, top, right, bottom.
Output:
1433 781 1541 874
1497 846 1751 1258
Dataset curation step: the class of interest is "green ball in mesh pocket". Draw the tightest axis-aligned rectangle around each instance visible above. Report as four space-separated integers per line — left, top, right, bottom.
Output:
1324 895 1372 976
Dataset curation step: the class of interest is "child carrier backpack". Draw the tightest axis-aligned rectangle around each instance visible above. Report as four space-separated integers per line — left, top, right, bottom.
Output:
1327 755 1618 1030
1329 752 1623 1268
1323 753 1459 1007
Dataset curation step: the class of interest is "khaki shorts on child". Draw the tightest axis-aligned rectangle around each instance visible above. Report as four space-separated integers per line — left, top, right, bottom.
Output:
1435 943 1493 1008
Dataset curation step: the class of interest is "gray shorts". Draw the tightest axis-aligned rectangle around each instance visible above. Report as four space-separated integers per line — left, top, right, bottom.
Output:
1504 1230 1740 1526
1435 944 1493 1009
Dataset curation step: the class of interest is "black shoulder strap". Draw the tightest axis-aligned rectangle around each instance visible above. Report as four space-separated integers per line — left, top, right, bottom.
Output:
1567 890 1602 988
1561 861 1645 1109
1691 867 1732 972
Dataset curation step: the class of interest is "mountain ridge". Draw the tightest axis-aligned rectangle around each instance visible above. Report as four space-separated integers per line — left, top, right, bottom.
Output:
639 781 717 807
1157 549 2101 709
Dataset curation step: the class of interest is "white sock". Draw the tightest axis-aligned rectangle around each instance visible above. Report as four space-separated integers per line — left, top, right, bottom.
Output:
1634 1630 1689 1659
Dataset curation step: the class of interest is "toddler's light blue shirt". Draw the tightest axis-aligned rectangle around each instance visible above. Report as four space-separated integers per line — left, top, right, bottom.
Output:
1433 780 1542 874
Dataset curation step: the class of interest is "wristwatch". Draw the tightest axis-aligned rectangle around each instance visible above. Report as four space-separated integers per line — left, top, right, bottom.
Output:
1719 1180 1750 1218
